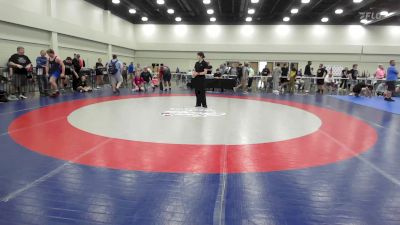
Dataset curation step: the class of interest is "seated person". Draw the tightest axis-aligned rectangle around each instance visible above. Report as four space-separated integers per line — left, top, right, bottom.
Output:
375 82 386 96
324 73 337 94
133 74 145 92
76 75 92 93
140 67 153 91
213 69 222 78
352 83 373 97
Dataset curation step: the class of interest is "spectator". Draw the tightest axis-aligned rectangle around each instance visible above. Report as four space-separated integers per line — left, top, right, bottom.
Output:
316 64 327 94
72 54 82 74
128 62 135 82
64 57 79 91
272 63 282 95
159 64 165 91
140 67 153 92
375 64 386 84
95 58 104 89
261 65 271 90
46 49 65 97
339 67 349 95
233 63 249 94
122 62 128 87
213 68 222 78
77 54 85 68
349 64 359 89
385 60 398 102
247 66 255 90
133 72 145 92
324 72 336 94
108 54 123 95
280 64 289 93
8 46 32 99
76 75 92 93
36 50 49 96
352 83 373 97
163 65 172 91
304 61 312 93
288 66 297 94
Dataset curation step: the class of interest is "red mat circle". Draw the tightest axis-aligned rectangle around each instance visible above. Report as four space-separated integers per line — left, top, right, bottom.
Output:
8 94 377 174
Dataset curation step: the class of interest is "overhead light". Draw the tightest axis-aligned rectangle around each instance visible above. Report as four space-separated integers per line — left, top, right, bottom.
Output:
207 9 214 14
248 9 255 14
291 8 299 14
245 17 252 22
251 0 259 3
203 0 211 4
353 0 363 3
380 11 389 16
175 17 182 22
156 0 165 5
301 0 310 3
360 19 370 24
335 9 343 14
112 0 120 4
210 17 216 22
283 17 290 22
129 9 136 14
167 9 174 14
321 17 329 23
142 17 148 22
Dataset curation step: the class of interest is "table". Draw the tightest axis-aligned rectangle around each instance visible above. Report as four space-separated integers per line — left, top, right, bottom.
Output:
187 78 236 90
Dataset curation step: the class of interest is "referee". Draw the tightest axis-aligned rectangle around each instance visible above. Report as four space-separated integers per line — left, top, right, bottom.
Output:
192 52 208 108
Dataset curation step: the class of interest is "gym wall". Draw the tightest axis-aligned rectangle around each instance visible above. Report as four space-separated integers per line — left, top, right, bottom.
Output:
0 0 135 68
134 24 400 73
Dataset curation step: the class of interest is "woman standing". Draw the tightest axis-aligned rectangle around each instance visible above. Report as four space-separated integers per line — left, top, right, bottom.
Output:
192 52 208 108
95 58 104 89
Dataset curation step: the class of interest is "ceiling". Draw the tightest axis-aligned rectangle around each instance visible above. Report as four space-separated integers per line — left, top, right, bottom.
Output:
84 0 400 25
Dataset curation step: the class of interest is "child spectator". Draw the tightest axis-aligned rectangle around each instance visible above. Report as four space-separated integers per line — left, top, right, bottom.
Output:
140 67 153 92
133 73 145 92
76 75 92 93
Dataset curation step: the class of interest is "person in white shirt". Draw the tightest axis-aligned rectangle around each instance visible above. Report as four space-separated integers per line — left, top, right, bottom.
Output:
247 66 255 90
324 73 336 94
272 63 282 95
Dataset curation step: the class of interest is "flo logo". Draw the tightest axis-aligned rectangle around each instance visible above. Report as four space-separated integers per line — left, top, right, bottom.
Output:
359 11 392 21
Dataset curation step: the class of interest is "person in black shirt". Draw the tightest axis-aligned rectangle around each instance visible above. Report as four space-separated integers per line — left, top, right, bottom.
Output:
64 57 80 91
280 64 289 92
316 64 327 94
349 64 359 89
237 64 243 83
261 65 271 91
193 52 208 108
95 58 104 89
140 67 153 92
304 61 312 93
72 54 81 74
8 46 32 99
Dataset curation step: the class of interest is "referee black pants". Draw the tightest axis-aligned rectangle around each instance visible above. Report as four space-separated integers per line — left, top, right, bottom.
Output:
194 76 207 107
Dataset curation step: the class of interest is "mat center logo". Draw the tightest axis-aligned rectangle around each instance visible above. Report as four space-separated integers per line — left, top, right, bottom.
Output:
161 107 226 117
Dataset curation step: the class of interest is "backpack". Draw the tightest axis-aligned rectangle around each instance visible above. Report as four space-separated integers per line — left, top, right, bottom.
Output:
108 60 119 75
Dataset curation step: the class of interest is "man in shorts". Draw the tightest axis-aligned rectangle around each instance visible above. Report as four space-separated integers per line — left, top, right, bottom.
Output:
108 54 123 95
385 60 399 102
8 46 32 99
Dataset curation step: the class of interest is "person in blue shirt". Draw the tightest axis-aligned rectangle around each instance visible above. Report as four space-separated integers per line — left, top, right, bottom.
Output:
128 62 135 83
36 50 48 96
385 60 398 102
